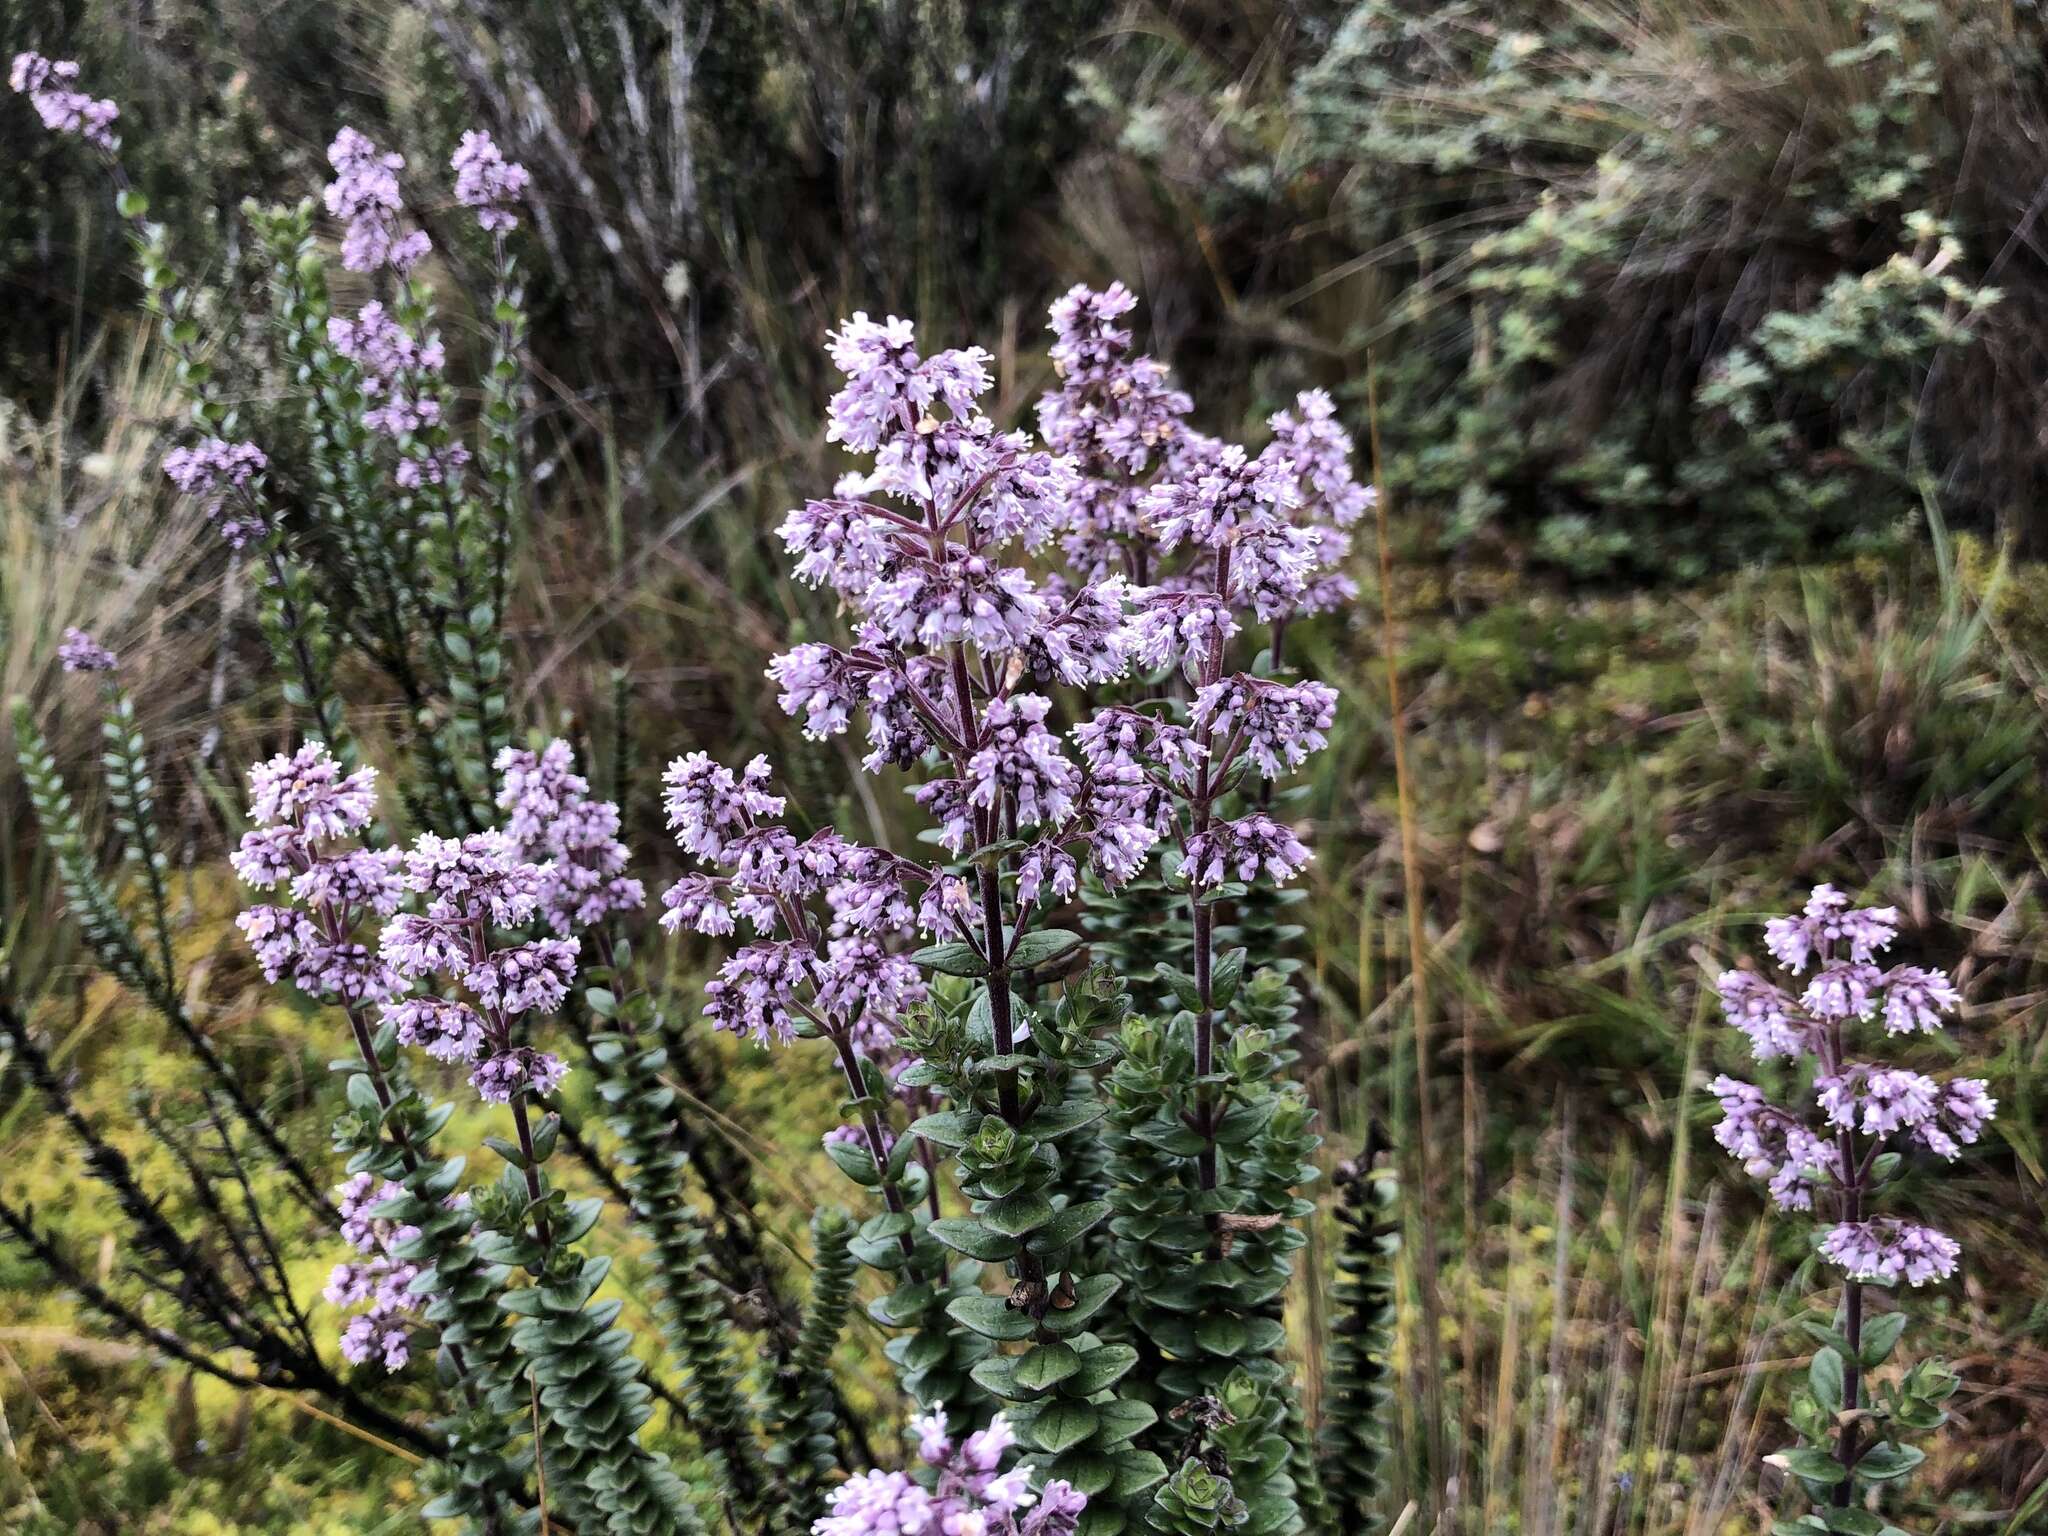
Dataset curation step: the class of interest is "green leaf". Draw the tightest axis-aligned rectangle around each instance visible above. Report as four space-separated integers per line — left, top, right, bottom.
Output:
927 1219 1019 1262
947 1294 1035 1341
1195 1313 1248 1357
868 1284 935 1328
1094 1398 1157 1447
1028 1400 1101 1455
1049 1449 1118 1498
1030 1098 1109 1141
1154 963 1203 1013
1110 1449 1169 1500
1859 1311 1907 1369
1010 929 1083 971
969 1356 1020 1399
908 1110 981 1149
863 1212 915 1243
1853 1443 1924 1483
344 1073 384 1116
1044 1273 1121 1335
913 942 988 977
1809 1347 1845 1415
1768 1447 1849 1486
901 1327 952 1372
1012 1341 1081 1392
557 1197 603 1245
983 1191 1056 1238
1027 1199 1112 1256
823 1138 881 1186
1071 1343 1139 1394
1210 947 1247 1009
1800 1320 1856 1360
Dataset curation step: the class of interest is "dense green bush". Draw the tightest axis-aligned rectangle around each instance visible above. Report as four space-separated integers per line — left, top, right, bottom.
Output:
1072 0 2048 577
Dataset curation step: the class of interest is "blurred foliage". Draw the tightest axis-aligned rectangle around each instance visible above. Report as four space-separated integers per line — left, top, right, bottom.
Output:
1091 0 2048 576
19 0 2048 582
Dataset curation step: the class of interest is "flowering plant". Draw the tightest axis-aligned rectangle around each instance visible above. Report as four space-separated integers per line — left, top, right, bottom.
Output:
1711 887 1992 1531
6 47 1396 1536
650 286 1366 1535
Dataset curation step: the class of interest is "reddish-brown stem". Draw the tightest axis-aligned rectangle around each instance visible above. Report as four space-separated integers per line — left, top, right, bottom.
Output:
1818 1016 1865 1503
508 1092 554 1250
828 1033 925 1280
977 864 1023 1123
1191 897 1218 1196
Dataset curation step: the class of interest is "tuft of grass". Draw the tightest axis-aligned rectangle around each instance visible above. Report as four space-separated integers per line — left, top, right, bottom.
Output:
2 331 235 999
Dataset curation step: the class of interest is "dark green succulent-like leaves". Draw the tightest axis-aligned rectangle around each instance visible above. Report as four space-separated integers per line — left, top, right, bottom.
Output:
761 1206 859 1533
14 701 159 996
1152 1457 1251 1536
97 685 177 985
816 1020 986 1419
902 968 1168 1536
467 1080 704 1536
1316 1157 1398 1534
1212 1369 1303 1536
588 1018 773 1528
328 1041 530 1531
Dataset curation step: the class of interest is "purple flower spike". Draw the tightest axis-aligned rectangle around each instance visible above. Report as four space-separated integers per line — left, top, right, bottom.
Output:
324 127 429 275
451 129 530 234
1708 886 1994 1292
163 438 271 549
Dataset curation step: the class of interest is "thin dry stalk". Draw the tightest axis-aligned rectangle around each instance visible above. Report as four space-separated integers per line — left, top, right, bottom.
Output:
1366 355 1448 1503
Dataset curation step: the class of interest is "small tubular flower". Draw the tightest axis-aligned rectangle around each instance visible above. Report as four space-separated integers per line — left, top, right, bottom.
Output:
965 694 1080 831
1819 1220 1960 1287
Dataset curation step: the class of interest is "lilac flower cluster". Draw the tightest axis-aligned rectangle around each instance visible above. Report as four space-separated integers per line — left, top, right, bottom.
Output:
1035 283 1368 628
760 298 1342 915
659 752 939 1052
326 1172 424 1372
324 127 430 275
377 824 577 1103
162 438 272 548
231 744 404 1008
315 125 490 494
663 292 1352 1252
1709 886 1995 1286
494 740 646 935
326 301 458 465
812 1409 1085 1536
451 130 530 234
57 627 118 673
9 53 117 151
